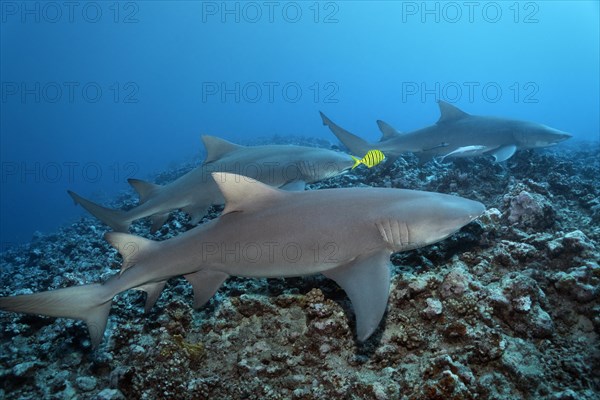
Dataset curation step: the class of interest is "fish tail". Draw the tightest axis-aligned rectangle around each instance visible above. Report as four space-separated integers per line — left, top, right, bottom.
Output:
0 281 115 347
67 190 131 232
351 155 362 170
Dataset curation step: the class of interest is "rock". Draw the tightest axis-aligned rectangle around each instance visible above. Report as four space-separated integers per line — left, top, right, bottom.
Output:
93 389 126 400
504 190 556 229
512 295 532 313
500 339 544 393
0 139 598 400
422 298 443 319
478 207 501 229
12 361 40 377
76 376 97 392
553 263 600 303
440 267 471 299
548 230 597 256
562 230 596 252
487 273 555 338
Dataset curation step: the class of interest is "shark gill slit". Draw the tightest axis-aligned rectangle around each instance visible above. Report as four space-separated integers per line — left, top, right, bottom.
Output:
376 219 410 249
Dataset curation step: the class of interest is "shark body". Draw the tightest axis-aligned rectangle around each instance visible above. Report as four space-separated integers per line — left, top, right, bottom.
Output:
0 173 485 346
321 100 571 165
68 136 355 232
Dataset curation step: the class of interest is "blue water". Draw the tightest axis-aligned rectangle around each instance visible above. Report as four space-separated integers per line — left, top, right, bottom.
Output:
1 1 599 246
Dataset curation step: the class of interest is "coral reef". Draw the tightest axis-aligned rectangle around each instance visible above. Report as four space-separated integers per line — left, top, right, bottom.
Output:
1 139 599 399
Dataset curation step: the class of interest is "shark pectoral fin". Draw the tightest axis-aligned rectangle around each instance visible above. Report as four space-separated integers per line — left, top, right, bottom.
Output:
323 251 392 341
490 145 517 162
185 270 230 309
279 180 306 191
189 210 209 226
135 281 167 313
127 179 162 204
201 135 244 163
416 153 435 165
181 204 210 226
382 155 400 168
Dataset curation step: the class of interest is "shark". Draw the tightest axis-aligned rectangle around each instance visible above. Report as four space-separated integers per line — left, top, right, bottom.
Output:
0 172 485 346
68 135 358 233
320 100 572 165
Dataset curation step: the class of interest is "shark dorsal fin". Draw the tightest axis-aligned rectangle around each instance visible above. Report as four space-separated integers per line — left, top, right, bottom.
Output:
212 172 285 215
127 179 162 204
202 135 244 163
104 232 156 274
437 100 470 124
376 120 402 140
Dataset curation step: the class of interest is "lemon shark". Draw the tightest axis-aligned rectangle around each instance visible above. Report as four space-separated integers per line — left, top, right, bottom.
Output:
68 135 357 233
321 100 572 165
0 172 485 346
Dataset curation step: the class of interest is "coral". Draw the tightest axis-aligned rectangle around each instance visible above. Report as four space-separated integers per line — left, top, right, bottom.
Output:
1 139 599 399
503 189 556 230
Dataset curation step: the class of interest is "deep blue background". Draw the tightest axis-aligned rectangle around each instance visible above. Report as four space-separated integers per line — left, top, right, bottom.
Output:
1 1 599 246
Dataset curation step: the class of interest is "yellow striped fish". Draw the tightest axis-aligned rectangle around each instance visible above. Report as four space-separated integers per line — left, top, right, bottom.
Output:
351 149 385 169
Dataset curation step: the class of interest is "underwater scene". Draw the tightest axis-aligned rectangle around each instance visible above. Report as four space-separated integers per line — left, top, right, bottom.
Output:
1 1 599 399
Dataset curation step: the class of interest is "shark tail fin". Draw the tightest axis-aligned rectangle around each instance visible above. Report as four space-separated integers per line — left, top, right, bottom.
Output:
67 191 131 232
319 112 372 155
350 155 362 170
0 283 113 347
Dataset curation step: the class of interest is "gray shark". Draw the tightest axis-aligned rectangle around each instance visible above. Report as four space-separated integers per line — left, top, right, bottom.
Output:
321 100 572 165
0 172 485 346
68 135 356 232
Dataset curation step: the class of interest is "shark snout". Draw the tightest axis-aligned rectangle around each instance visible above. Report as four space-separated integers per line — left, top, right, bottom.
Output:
466 200 486 222
421 197 486 244
543 131 572 147
543 126 572 144
555 132 572 143
452 198 485 226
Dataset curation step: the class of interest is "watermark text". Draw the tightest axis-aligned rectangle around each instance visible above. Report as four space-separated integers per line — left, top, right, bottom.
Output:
401 81 539 103
1 1 140 23
1 81 140 104
201 81 339 104
201 1 339 23
1 162 139 184
401 1 539 23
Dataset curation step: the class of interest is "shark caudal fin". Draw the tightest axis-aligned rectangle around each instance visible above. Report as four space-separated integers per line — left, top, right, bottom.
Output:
0 283 113 347
319 112 372 155
67 191 131 232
